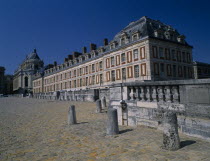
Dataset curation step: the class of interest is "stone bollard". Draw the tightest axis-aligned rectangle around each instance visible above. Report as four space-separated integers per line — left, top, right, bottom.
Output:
162 111 180 151
101 97 107 109
96 99 102 113
106 108 119 135
68 105 77 125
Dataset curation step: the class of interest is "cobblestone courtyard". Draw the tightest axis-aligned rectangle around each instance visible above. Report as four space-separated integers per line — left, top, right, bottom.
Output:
0 98 210 161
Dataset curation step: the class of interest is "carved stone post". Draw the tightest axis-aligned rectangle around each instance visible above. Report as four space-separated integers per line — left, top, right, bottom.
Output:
151 86 157 102
146 86 151 102
164 86 171 103
162 111 180 151
101 96 107 109
68 105 77 125
135 87 140 101
157 86 164 102
106 108 119 135
96 99 102 113
129 87 135 100
172 86 179 103
140 86 145 101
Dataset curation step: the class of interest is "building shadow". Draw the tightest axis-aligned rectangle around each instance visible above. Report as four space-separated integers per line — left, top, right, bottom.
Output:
180 140 196 148
119 129 133 134
77 122 88 125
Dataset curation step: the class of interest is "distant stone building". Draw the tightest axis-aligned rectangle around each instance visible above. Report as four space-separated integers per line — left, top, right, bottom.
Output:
13 49 44 94
0 66 5 94
33 16 193 94
4 75 13 94
193 61 210 79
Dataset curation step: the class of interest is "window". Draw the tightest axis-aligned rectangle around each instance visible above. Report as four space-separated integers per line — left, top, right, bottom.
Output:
141 63 146 76
100 74 103 83
111 70 115 81
154 63 159 75
86 77 88 86
86 66 88 74
178 66 183 77
92 75 95 85
187 53 191 63
152 46 158 58
173 65 176 77
80 68 82 76
99 61 103 70
74 80 76 88
159 47 164 58
133 49 139 59
121 38 125 45
177 51 181 62
134 65 139 78
160 63 164 72
74 70 76 77
167 64 172 76
116 55 120 65
165 48 170 60
121 53 126 63
106 58 110 68
80 79 82 87
116 69 121 80
106 71 110 82
122 68 126 80
183 66 187 77
127 51 132 63
127 66 133 78
182 52 186 62
140 47 145 59
132 34 138 41
172 50 176 60
92 64 95 72
111 57 115 66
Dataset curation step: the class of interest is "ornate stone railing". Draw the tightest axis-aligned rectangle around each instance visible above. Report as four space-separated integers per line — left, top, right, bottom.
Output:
127 85 180 103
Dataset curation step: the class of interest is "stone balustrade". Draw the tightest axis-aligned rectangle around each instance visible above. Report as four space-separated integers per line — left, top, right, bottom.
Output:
127 85 180 103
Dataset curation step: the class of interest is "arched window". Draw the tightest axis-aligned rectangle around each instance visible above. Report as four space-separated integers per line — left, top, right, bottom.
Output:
25 77 28 87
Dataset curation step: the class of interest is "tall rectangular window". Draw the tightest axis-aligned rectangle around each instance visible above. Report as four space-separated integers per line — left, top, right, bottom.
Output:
172 50 176 61
154 63 159 75
111 57 115 66
173 65 176 77
92 75 95 85
152 46 158 58
99 61 103 70
92 64 95 72
121 53 126 63
100 74 103 83
160 63 164 72
182 52 186 62
133 49 139 59
111 70 115 81
86 66 88 74
134 65 139 78
165 48 171 60
122 68 126 80
140 47 145 59
159 47 164 58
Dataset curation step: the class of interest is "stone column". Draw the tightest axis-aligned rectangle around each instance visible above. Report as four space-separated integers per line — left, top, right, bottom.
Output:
106 108 119 135
96 99 102 113
68 105 77 125
162 111 180 151
140 86 145 101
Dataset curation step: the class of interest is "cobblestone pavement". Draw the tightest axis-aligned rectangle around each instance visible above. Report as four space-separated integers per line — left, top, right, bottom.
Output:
0 98 210 161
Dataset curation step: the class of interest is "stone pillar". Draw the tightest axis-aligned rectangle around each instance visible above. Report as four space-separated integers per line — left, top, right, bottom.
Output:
106 108 119 135
68 105 77 125
164 86 171 103
101 96 106 109
96 99 102 113
162 111 180 151
140 86 145 101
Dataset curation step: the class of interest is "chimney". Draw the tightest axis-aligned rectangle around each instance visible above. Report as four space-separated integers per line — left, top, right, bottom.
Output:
82 47 87 54
90 43 97 51
104 38 108 46
64 58 68 62
33 48 37 53
73 52 82 59
68 55 73 60
54 61 57 66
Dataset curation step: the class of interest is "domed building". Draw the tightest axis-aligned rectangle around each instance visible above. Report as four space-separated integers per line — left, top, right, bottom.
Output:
13 49 44 94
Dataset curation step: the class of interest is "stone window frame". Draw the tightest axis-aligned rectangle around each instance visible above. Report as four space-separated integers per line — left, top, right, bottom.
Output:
116 69 121 80
140 46 146 59
122 68 126 80
127 51 132 63
167 64 172 76
99 61 103 70
140 63 147 76
132 32 139 41
106 71 110 82
116 55 121 66
111 70 115 81
106 58 110 68
111 56 115 67
159 47 164 59
127 66 133 78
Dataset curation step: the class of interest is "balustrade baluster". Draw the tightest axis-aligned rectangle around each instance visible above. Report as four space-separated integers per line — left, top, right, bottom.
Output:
157 86 164 102
172 86 179 103
151 86 157 102
164 86 172 103
140 86 145 102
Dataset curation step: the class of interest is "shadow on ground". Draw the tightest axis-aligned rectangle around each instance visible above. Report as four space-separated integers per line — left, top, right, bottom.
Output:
180 140 196 148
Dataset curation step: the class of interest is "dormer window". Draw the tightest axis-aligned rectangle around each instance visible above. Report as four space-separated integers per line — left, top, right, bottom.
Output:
132 32 139 41
177 35 185 43
121 38 125 45
110 43 115 50
165 32 170 39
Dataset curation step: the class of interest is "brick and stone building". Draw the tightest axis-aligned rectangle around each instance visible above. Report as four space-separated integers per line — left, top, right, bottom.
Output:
13 49 44 94
193 61 210 79
33 16 193 94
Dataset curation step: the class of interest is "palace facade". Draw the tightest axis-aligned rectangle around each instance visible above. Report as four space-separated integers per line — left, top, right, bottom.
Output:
33 16 193 94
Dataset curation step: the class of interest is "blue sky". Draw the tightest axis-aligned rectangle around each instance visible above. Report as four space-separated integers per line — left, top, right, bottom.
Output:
0 0 210 74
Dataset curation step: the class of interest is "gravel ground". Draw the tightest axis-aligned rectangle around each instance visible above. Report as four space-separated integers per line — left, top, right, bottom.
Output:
0 97 210 161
